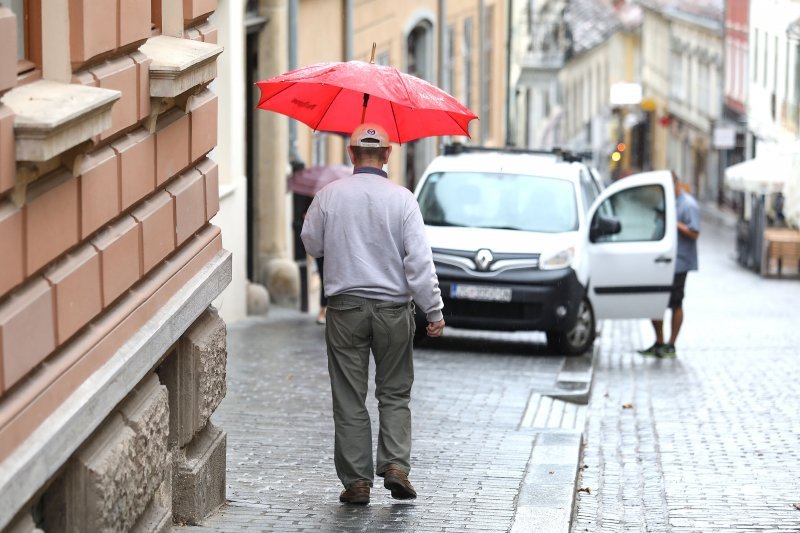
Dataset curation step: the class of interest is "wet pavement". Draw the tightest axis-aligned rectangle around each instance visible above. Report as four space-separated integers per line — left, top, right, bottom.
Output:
174 208 800 532
175 306 581 531
573 211 800 532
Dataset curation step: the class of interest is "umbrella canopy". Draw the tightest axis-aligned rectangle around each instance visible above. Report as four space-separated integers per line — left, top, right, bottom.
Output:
256 60 478 143
724 156 792 194
288 164 353 197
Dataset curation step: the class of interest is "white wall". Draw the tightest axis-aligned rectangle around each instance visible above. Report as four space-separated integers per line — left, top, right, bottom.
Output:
748 0 800 145
209 3 249 323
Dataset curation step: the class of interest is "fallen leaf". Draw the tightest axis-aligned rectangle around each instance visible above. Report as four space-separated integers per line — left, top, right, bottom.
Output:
622 403 634 409
548 471 555 475
577 487 592 494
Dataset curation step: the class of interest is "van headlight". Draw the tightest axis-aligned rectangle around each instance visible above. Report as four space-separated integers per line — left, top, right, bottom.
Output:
540 247 574 270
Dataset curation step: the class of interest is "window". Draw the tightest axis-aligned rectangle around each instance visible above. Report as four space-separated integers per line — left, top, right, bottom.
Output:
774 36 779 92
794 42 800 128
417 172 579 233
443 25 454 94
592 185 666 243
698 61 710 113
376 51 390 67
6 0 41 75
763 31 768 86
8 0 24 60
753 28 759 82
463 17 473 111
670 50 683 100
786 40 791 100
312 132 328 166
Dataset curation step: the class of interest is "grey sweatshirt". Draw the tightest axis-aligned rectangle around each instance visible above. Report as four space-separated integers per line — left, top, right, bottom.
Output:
301 169 444 323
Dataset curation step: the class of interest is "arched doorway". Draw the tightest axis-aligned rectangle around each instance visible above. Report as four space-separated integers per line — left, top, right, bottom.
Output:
405 19 435 191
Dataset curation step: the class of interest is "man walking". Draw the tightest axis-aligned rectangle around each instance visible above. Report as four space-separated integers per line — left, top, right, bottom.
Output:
301 123 445 505
639 171 700 358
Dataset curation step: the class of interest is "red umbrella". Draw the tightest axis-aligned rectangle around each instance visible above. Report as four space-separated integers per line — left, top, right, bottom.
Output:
288 164 353 197
256 51 478 143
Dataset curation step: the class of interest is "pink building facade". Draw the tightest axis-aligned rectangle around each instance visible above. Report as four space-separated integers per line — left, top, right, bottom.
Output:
0 0 230 530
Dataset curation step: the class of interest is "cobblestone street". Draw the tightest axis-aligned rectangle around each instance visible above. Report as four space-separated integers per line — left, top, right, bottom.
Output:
172 210 800 533
573 212 800 532
175 304 579 531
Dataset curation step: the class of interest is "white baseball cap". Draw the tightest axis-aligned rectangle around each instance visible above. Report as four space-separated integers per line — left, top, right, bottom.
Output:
350 123 390 147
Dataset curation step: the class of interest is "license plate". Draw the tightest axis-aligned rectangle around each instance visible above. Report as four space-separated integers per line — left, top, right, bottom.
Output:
450 284 512 302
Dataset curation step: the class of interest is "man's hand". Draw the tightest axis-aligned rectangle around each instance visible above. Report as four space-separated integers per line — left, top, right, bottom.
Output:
677 221 699 240
426 319 445 337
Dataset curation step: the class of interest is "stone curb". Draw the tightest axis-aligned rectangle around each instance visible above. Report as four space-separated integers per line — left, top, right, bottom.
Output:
510 429 583 533
510 343 596 532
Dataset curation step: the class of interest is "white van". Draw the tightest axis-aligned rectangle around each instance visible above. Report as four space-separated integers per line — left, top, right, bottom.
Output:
413 146 677 355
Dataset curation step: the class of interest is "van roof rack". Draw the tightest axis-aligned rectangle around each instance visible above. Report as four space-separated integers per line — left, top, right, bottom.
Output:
442 143 592 163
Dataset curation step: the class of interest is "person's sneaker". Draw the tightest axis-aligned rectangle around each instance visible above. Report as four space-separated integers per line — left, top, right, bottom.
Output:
638 343 665 357
382 465 417 500
339 480 370 504
658 344 677 358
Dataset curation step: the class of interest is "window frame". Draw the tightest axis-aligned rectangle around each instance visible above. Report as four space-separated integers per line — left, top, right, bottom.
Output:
9 0 41 79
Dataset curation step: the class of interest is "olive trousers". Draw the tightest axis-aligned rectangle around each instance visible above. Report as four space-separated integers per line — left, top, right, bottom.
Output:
325 294 415 489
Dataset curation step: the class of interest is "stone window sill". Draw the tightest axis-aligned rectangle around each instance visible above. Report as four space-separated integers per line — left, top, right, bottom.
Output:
139 36 224 98
0 80 120 162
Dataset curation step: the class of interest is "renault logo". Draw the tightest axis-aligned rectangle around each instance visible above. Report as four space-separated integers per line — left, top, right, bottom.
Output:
474 249 494 271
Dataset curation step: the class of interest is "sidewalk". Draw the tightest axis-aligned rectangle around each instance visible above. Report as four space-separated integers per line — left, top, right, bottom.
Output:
573 209 800 531
174 309 594 532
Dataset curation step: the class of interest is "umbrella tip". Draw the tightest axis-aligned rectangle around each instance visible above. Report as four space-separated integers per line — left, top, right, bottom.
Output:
370 43 376 64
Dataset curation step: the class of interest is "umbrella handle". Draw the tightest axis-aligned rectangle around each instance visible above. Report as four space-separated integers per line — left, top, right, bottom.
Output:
361 92 369 124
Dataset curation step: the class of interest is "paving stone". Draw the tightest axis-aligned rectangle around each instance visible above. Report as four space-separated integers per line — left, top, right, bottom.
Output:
173 307 566 531
573 218 800 532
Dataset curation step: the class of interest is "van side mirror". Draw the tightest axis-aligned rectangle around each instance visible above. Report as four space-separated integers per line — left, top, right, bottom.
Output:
590 214 622 242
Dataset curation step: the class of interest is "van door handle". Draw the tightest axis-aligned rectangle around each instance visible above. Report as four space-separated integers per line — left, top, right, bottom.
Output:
654 256 672 264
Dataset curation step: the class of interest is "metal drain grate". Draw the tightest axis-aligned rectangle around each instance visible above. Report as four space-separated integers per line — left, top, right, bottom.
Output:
520 393 587 430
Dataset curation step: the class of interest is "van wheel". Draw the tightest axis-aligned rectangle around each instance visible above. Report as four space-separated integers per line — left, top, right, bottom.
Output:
546 298 596 356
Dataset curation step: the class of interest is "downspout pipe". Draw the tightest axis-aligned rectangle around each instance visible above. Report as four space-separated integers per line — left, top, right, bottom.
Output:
478 0 486 145
288 0 302 164
438 0 446 152
345 0 354 61
505 0 514 147
343 0 354 162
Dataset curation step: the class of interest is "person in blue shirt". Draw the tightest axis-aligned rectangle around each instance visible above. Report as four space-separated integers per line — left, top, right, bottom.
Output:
639 171 700 358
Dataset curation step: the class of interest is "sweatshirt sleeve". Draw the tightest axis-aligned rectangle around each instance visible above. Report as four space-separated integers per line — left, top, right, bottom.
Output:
300 195 324 258
402 199 444 322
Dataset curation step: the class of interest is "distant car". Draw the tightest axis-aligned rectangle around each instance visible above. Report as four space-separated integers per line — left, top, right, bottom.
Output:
413 145 677 355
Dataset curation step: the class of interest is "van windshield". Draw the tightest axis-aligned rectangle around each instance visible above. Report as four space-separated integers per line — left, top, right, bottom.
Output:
417 172 579 233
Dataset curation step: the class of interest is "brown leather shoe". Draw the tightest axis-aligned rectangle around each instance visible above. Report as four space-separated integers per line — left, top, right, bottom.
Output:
382 465 417 500
339 480 370 504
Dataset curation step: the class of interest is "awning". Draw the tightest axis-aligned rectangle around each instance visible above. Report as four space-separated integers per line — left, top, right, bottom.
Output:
724 155 794 194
